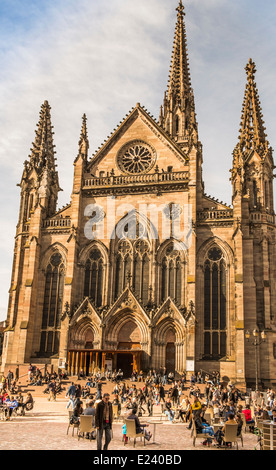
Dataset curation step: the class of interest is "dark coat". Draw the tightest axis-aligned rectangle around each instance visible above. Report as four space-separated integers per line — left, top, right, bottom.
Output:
95 401 113 430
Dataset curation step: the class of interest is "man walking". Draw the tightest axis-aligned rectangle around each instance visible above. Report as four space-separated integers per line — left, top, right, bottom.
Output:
48 379 57 401
95 393 113 451
66 382 76 409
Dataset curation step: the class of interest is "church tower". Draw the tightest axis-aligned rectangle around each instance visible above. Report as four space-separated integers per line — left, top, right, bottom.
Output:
2 101 60 366
231 59 276 384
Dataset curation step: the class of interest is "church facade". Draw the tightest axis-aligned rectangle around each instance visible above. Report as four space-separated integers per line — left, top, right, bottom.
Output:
2 1 276 387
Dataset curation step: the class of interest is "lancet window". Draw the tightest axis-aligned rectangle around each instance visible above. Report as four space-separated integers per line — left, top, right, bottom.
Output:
203 247 227 359
160 242 183 305
84 248 104 307
40 252 65 356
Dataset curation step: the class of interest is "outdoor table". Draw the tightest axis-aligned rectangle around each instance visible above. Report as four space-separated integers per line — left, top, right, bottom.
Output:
212 422 224 433
148 419 164 444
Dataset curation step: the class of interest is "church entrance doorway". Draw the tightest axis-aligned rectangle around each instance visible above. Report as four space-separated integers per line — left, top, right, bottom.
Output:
117 353 133 378
165 343 176 373
165 329 176 373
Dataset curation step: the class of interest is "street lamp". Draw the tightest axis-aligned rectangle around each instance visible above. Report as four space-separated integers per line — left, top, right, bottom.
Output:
245 328 267 392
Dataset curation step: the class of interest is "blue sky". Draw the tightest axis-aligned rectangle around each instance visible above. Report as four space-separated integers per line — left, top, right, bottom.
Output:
0 0 276 321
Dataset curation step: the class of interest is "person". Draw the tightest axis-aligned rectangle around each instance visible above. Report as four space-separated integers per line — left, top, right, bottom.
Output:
71 400 83 425
242 404 255 432
112 394 121 415
48 380 56 401
159 384 166 404
83 400 96 439
21 392 34 415
164 398 175 423
4 395 18 420
271 408 276 423
214 413 237 447
236 413 244 438
95 393 113 451
122 422 128 444
127 408 152 441
194 409 215 446
96 380 103 400
188 396 202 429
6 370 14 390
16 392 24 415
66 382 76 410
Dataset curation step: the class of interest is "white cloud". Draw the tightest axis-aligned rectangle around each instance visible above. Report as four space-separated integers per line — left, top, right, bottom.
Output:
0 0 276 321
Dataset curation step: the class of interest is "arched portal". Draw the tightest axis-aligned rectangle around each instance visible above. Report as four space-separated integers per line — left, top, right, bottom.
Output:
116 320 142 377
165 329 176 373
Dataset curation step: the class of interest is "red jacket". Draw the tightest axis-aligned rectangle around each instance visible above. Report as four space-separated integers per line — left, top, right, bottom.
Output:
242 409 252 422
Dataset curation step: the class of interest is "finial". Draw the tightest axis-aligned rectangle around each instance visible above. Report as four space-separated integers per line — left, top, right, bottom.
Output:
245 58 256 80
176 0 185 17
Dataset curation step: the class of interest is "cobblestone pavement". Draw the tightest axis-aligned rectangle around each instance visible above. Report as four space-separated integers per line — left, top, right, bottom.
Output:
0 402 259 450
0 379 260 451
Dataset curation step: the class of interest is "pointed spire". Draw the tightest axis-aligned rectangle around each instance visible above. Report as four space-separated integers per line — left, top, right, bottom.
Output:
237 58 269 155
168 0 192 102
78 113 89 159
161 1 198 146
29 100 56 174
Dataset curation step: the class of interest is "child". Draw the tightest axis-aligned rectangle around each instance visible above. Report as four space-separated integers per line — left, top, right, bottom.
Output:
122 423 128 444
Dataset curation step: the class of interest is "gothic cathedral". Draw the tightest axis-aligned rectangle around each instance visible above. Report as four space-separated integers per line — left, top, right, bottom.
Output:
2 1 276 388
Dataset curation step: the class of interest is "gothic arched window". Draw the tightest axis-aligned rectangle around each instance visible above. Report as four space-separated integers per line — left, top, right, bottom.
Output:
84 248 104 307
114 235 151 305
203 247 227 359
161 243 183 305
40 252 65 356
133 240 150 304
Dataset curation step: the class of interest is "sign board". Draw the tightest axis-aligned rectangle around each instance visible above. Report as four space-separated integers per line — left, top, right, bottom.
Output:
58 358 66 369
105 359 113 372
186 360 195 372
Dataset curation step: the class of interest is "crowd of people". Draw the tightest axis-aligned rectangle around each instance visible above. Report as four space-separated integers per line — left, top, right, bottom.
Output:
0 371 34 420
1 364 276 449
62 367 276 449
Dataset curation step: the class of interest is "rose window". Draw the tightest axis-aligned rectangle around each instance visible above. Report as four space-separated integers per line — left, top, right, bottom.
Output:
117 140 156 174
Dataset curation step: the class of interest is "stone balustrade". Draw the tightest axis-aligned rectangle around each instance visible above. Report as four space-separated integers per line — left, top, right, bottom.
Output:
83 170 189 188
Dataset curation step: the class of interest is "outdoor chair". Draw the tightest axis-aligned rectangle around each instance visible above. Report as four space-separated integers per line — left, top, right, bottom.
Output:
204 412 212 424
240 412 250 433
67 410 79 436
237 428 244 447
77 415 96 441
0 406 5 421
124 418 146 448
191 417 212 447
112 404 120 420
222 423 239 449
255 417 263 449
206 408 214 420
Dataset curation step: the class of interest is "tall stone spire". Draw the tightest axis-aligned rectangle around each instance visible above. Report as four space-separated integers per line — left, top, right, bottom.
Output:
29 100 57 174
20 100 60 218
236 59 270 156
160 0 198 147
231 60 274 215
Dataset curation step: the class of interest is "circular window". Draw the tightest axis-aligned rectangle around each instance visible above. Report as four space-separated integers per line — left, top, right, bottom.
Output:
117 140 156 175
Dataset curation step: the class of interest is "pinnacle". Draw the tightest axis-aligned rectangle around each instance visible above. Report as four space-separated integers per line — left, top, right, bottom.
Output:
78 113 89 157
29 100 56 174
236 59 269 155
161 1 197 144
